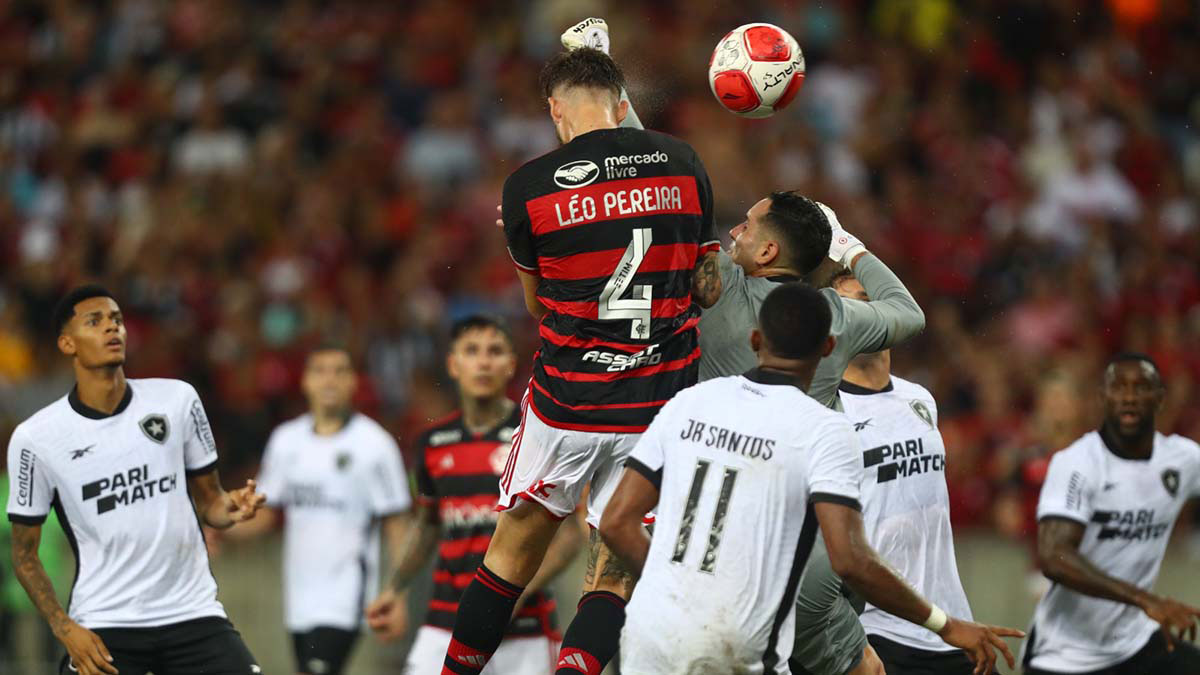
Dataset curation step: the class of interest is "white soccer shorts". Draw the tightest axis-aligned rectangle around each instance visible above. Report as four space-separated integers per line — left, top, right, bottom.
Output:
404 625 557 675
497 396 644 528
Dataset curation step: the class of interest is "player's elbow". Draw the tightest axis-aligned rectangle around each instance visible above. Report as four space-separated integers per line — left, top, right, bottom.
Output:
1036 545 1070 583
827 547 867 583
597 515 633 555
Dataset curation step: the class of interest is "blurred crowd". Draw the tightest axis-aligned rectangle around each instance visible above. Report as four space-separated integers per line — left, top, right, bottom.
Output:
1 0 1199 545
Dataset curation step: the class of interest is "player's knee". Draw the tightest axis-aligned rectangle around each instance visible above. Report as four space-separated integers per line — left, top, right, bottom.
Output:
482 504 562 582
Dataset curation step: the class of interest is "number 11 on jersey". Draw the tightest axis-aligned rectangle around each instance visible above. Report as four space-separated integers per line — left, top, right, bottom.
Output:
599 228 654 339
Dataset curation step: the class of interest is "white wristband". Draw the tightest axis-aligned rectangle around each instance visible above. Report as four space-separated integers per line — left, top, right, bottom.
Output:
923 605 948 633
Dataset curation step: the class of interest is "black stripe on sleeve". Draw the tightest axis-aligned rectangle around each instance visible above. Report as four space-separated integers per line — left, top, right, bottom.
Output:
810 492 862 512
762 504 821 672
7 513 47 525
625 458 662 491
185 459 219 477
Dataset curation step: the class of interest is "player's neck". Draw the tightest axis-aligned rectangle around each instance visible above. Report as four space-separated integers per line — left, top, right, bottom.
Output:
312 407 353 435
562 108 619 143
1101 419 1155 459
755 355 818 391
74 364 128 415
460 395 514 435
842 352 891 391
749 263 802 279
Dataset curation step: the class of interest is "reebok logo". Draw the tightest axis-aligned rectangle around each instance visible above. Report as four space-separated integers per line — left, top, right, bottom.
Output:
554 160 600 189
1103 482 1118 491
70 445 95 460
853 419 873 432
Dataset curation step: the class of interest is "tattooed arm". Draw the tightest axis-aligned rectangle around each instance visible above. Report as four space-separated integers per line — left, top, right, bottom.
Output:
691 251 723 309
12 523 116 675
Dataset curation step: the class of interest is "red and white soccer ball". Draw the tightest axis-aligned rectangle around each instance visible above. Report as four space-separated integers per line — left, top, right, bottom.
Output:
708 23 806 119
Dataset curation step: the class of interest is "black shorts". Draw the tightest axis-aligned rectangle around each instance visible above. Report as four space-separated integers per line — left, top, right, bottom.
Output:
291 626 359 675
60 616 258 675
868 634 977 675
1024 630 1200 675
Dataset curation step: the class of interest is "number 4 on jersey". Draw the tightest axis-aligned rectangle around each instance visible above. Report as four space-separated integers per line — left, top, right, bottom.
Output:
599 228 653 339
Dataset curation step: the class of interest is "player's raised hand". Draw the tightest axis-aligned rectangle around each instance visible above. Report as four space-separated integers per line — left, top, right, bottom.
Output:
59 621 118 675
815 201 866 268
938 617 1024 675
1141 595 1200 650
226 479 266 523
365 588 409 642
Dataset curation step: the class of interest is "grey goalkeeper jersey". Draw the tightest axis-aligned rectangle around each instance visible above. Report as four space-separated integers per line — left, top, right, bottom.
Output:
698 251 925 409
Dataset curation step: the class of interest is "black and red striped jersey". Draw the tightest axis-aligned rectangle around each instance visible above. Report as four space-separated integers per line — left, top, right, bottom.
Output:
502 127 719 432
413 407 557 638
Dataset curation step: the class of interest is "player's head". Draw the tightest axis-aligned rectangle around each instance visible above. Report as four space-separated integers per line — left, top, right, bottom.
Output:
302 343 357 415
751 283 835 370
729 191 831 277
1101 352 1164 439
54 284 125 369
829 269 867 301
447 315 517 400
539 47 628 143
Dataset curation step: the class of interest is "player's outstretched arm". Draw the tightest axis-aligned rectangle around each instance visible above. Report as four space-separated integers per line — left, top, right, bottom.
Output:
815 501 1024 675
366 503 440 642
11 523 117 675
1038 516 1200 649
818 203 924 350
598 467 659 576
187 473 266 530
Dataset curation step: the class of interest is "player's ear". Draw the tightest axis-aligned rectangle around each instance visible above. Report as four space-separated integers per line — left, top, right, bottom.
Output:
615 97 628 124
821 335 835 358
548 97 564 125
749 329 762 354
446 351 460 381
759 240 779 266
57 332 75 357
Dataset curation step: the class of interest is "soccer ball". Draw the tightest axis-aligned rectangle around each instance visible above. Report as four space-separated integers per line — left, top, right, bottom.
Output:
708 23 805 119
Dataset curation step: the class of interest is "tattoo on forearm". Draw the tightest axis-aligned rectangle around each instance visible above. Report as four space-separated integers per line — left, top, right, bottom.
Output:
12 526 70 635
692 253 722 308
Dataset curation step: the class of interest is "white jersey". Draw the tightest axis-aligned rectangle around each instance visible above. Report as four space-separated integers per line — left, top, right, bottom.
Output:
256 412 411 632
1024 430 1200 672
5 379 225 629
840 376 973 652
620 369 863 675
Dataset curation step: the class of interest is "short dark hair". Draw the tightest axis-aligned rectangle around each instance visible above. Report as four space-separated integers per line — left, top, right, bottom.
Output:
449 315 514 349
1105 351 1163 384
762 191 832 276
827 268 856 291
306 342 353 368
52 284 117 335
758 283 832 360
539 48 625 102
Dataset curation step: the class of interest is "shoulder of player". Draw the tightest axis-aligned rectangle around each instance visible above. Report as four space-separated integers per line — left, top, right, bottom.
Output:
1050 432 1104 469
888 376 936 405
11 394 76 451
347 412 400 452
128 378 201 411
819 287 850 326
1157 432 1200 460
413 411 464 449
